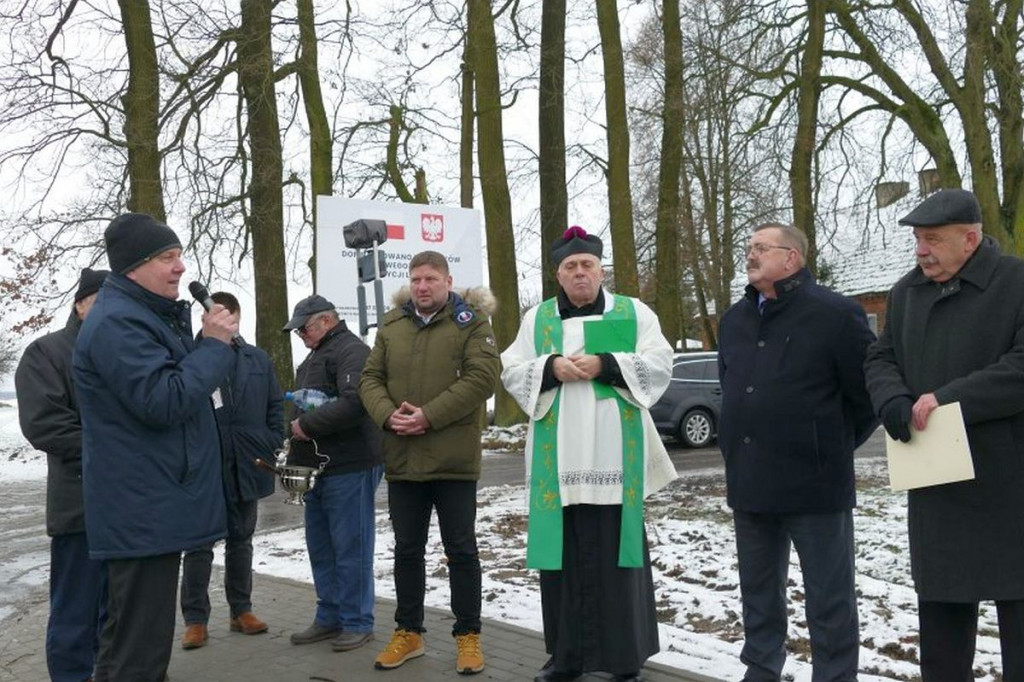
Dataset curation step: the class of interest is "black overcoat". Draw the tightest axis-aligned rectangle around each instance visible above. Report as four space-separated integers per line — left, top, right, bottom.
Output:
15 310 86 536
718 268 878 514
865 237 1024 601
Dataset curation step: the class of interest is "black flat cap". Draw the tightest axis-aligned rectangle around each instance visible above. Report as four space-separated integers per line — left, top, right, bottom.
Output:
898 188 982 227
282 294 335 331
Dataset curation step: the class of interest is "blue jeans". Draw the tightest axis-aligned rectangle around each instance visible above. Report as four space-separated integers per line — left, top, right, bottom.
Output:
304 465 383 633
48 532 107 682
734 509 859 682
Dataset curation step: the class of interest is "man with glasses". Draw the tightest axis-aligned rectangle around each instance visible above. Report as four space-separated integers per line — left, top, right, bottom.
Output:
717 222 877 681
282 294 384 652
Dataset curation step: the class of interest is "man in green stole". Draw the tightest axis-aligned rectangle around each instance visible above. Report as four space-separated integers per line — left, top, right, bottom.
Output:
500 226 678 682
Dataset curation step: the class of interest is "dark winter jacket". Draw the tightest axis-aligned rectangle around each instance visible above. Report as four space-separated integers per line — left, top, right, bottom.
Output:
15 310 88 536
865 237 1024 601
359 289 500 481
214 341 284 501
718 268 878 514
72 273 235 560
287 320 382 476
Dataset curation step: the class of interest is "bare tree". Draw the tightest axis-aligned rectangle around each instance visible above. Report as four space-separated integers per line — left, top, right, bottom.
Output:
652 0 683 348
789 0 825 271
237 0 293 387
468 0 522 425
596 0 639 296
539 0 568 300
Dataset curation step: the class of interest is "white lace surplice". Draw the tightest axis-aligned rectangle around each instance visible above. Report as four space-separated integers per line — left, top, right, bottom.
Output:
500 291 678 506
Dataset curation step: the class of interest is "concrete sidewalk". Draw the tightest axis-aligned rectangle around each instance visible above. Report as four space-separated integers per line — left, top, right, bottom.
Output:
0 568 722 682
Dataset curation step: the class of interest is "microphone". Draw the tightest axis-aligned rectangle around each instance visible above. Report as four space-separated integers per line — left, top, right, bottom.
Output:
188 281 246 347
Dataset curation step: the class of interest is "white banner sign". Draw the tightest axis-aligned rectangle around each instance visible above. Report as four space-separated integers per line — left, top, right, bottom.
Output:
315 197 483 328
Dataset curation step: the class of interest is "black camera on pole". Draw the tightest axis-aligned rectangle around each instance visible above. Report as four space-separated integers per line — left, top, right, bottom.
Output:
343 219 388 337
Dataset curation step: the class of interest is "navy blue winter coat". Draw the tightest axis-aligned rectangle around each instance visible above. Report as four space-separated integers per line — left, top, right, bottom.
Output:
214 341 284 502
717 268 878 514
72 273 235 559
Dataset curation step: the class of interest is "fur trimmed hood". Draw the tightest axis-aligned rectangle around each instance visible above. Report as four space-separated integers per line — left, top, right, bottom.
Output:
390 286 497 317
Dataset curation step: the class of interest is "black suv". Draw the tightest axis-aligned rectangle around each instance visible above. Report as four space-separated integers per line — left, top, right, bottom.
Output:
650 352 722 448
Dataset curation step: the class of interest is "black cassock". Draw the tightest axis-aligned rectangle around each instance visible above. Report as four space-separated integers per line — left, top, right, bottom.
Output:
539 504 660 675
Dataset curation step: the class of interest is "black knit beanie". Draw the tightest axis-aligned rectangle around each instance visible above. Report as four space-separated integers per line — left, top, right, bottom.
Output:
74 267 110 302
104 213 182 274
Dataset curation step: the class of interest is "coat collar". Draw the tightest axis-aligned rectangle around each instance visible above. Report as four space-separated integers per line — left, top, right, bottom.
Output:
106 272 191 318
743 267 812 306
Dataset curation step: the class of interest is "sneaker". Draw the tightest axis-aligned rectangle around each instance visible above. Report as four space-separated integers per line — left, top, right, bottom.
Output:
455 632 484 675
332 631 374 652
229 611 268 635
181 624 208 650
290 622 340 645
374 629 425 669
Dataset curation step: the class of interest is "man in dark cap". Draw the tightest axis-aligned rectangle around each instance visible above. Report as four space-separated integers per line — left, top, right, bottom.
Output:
15 267 108 682
865 188 1024 680
500 227 677 682
282 294 384 653
72 213 238 681
717 222 877 681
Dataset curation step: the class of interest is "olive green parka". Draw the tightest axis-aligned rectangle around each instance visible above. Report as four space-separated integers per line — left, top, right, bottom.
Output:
359 287 500 481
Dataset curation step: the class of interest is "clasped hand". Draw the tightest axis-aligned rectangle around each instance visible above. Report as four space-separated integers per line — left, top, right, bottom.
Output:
388 401 430 436
552 354 601 383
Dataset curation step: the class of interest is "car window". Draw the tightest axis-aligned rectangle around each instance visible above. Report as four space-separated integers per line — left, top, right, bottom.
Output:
701 360 719 382
673 361 706 381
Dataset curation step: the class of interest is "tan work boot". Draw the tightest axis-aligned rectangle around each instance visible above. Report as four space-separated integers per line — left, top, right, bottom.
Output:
181 624 208 650
455 632 485 675
374 629 425 669
229 611 269 635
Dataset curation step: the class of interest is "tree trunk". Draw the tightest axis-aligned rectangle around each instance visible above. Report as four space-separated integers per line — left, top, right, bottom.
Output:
460 40 475 209
596 0 639 296
790 0 824 272
654 0 683 349
117 0 166 221
296 0 333 284
539 0 568 300
238 0 294 389
468 0 523 425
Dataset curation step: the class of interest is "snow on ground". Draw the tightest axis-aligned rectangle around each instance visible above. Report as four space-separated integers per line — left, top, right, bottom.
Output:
0 401 1006 680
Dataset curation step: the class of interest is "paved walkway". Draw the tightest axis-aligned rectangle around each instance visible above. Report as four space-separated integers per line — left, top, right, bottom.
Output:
0 568 722 682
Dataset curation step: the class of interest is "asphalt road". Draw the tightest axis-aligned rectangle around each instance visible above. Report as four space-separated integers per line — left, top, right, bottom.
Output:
257 428 888 534
0 429 888 625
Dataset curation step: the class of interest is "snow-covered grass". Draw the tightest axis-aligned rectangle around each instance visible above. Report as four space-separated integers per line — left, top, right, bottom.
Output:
0 403 1006 680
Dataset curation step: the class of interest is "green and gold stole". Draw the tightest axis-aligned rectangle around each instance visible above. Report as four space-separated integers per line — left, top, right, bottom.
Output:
527 294 645 569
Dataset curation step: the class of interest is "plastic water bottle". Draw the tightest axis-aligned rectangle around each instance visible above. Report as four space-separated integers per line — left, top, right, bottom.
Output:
285 388 336 411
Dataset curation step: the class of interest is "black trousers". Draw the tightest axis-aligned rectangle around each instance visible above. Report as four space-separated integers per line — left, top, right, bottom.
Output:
387 479 481 635
181 498 259 623
919 598 1024 681
93 552 181 682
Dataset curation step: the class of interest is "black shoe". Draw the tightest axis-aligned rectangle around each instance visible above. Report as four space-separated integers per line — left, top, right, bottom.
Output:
612 673 644 682
533 658 582 682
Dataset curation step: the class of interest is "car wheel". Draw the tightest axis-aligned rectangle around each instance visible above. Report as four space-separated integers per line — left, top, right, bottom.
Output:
679 408 714 448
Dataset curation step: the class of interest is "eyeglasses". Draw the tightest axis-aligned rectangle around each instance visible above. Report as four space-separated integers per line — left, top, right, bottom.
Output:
295 316 321 337
746 243 794 256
